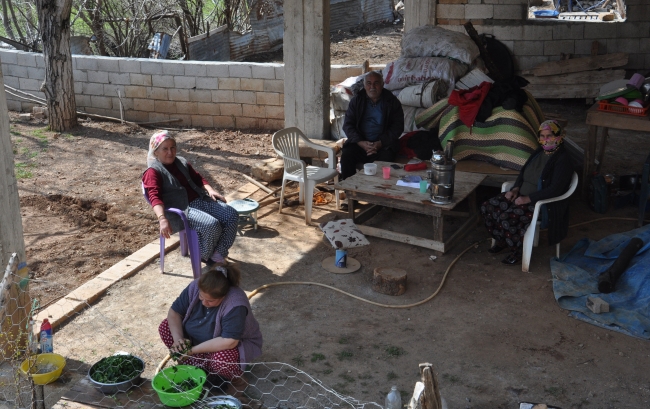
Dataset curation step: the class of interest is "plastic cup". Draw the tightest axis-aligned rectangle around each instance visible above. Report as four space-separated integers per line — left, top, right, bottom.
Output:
419 180 428 193
382 166 391 179
335 249 347 268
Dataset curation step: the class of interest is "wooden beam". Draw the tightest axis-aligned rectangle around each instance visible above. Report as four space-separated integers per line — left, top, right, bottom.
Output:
357 225 445 253
528 53 628 77
522 69 624 85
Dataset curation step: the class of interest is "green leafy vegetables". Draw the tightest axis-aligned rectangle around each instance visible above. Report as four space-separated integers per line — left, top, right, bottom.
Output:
89 355 144 384
161 378 198 393
170 339 193 362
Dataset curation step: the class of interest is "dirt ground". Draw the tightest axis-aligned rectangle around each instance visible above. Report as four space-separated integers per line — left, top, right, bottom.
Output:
7 26 650 409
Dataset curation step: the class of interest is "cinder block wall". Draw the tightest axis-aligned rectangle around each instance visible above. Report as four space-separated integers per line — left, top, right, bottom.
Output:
436 0 650 72
0 50 364 130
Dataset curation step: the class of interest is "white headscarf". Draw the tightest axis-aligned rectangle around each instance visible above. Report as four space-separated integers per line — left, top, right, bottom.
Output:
146 130 174 167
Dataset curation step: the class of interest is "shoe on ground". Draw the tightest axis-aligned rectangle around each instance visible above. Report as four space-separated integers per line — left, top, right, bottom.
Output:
501 252 522 265
488 243 507 254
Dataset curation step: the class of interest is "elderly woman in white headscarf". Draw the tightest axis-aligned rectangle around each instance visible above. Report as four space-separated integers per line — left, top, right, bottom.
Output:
142 130 239 265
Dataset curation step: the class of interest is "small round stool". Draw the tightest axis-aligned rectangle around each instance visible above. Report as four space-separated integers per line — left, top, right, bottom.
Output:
229 198 260 233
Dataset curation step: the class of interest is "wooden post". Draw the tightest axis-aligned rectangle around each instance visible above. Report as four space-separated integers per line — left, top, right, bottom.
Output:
419 363 442 409
0 55 29 359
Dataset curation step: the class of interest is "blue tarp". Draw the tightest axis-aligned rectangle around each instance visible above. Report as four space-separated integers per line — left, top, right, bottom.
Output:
551 224 650 339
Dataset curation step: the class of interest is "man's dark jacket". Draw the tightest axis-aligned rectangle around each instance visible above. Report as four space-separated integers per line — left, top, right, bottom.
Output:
342 88 404 153
512 145 573 246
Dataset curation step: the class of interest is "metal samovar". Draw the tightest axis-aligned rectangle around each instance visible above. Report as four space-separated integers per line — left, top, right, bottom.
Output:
428 142 456 204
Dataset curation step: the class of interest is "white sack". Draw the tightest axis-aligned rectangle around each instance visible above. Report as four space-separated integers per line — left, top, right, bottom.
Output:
397 80 447 108
383 57 468 92
403 106 427 133
330 84 352 112
401 25 480 65
331 115 347 140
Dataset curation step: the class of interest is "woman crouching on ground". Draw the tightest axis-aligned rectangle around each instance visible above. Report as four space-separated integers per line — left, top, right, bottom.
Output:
159 265 263 391
480 120 574 265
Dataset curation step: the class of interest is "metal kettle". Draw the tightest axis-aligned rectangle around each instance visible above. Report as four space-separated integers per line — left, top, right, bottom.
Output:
428 141 456 204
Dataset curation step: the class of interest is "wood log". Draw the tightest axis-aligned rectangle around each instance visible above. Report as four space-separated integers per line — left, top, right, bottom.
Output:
372 267 407 296
527 53 628 77
419 363 442 409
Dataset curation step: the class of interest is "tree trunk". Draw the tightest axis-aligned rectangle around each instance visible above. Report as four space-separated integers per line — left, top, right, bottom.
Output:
36 0 77 131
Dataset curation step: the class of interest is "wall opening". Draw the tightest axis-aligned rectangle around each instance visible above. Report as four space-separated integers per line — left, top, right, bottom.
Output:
527 0 626 22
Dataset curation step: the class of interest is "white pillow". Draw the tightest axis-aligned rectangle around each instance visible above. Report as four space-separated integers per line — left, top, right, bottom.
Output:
319 219 370 249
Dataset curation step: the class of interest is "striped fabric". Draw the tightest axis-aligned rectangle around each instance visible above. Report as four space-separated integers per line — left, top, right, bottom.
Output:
415 91 546 170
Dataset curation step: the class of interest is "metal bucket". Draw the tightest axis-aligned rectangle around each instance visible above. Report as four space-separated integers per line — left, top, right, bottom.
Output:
429 159 456 204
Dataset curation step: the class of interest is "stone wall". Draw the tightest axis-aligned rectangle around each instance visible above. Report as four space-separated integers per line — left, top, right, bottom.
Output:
435 0 649 72
0 50 363 130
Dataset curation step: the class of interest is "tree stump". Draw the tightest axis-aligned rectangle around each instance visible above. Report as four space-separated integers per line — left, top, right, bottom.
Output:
372 268 407 296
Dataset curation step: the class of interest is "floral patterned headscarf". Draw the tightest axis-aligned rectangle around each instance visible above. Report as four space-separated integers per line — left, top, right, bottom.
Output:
146 130 174 167
538 120 564 153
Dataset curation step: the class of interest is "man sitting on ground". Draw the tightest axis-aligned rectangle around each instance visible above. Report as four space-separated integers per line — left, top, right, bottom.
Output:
340 71 404 181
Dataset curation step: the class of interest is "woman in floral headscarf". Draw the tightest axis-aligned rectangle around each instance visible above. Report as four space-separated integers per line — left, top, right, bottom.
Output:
143 130 239 265
480 120 574 265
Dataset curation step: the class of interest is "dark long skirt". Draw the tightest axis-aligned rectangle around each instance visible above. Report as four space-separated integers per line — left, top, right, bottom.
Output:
480 194 536 253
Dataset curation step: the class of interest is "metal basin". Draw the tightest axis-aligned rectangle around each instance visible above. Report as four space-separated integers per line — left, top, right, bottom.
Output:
198 395 243 409
88 354 145 394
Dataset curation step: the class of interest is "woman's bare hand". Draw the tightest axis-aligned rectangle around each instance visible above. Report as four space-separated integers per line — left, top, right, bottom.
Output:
504 190 518 202
205 186 226 202
159 218 171 239
514 195 531 206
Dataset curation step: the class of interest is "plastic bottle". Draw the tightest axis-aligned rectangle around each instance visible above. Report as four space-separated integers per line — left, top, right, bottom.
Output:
39 319 53 353
385 385 401 409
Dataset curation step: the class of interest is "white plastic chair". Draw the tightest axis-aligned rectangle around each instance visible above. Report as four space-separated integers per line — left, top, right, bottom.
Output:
272 127 340 224
498 172 578 272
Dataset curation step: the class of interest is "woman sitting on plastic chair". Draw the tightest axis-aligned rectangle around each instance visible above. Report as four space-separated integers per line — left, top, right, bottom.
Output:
480 120 574 265
143 130 239 266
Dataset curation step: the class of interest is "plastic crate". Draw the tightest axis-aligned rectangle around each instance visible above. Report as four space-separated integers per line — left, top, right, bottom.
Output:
597 100 649 117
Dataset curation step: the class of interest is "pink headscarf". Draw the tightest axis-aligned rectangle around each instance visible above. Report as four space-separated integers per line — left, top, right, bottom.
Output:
146 130 174 167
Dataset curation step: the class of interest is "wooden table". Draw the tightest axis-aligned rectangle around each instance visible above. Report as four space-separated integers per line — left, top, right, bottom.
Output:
582 104 650 200
335 161 486 253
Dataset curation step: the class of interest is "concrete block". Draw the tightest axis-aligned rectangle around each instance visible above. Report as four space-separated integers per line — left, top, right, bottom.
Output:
265 105 284 120
0 50 18 64
465 4 493 19
257 92 281 106
242 104 266 118
641 38 650 53
2 75 19 88
189 90 212 102
26 67 45 80
162 62 185 75
493 4 523 20
575 40 606 56
214 115 235 128
130 73 152 86
263 79 284 93
437 4 465 19
75 56 97 70
196 77 220 90
149 112 171 122
124 86 147 99
152 75 175 88
133 98 155 111
220 103 243 116
154 100 178 114
584 23 616 39
34 54 45 68
279 93 284 105
251 64 276 79
18 113 32 120
586 296 609 314
552 24 584 41
611 38 640 54
627 5 650 22
74 82 83 94
174 76 196 89
212 89 235 103
627 54 645 70
492 25 524 41
66 277 115 303
73 70 88 82
234 91 257 104
207 63 231 78
34 298 86 330
197 102 220 115
119 59 141 73
97 57 120 72
141 60 163 75
514 40 544 56
168 88 190 101
6 99 22 111
18 78 42 91
617 22 650 39
88 70 109 83
191 115 214 128
174 114 192 126
90 95 113 109
241 78 264 91
219 77 241 90
104 83 125 96
523 25 553 41
96 258 147 282
176 101 199 114
108 72 131 85
126 110 150 122
2 64 24 77
184 63 207 77
75 94 91 107
236 117 259 129
259 118 284 130
17 52 36 67
229 64 253 78
275 66 284 80
251 158 284 182
515 55 550 72
544 40 575 56
147 87 168 100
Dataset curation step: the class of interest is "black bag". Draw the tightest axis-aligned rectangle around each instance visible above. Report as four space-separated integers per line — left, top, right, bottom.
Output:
406 130 442 160
479 34 515 81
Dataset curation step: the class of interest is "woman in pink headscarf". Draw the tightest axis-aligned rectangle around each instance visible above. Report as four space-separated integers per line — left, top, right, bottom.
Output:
143 130 239 266
480 120 574 265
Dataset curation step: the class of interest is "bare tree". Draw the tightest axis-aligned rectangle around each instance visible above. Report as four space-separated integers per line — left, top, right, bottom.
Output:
36 0 77 131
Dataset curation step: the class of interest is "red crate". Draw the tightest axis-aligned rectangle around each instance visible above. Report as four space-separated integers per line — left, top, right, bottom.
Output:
597 100 649 117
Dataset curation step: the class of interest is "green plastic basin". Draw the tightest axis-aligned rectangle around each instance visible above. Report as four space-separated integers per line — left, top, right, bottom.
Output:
152 365 206 407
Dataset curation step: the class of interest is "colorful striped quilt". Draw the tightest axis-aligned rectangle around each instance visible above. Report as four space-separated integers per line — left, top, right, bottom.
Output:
414 91 545 170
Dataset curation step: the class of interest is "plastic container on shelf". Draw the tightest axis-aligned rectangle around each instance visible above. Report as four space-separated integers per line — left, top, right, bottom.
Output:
385 385 402 409
39 319 53 353
597 100 649 117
